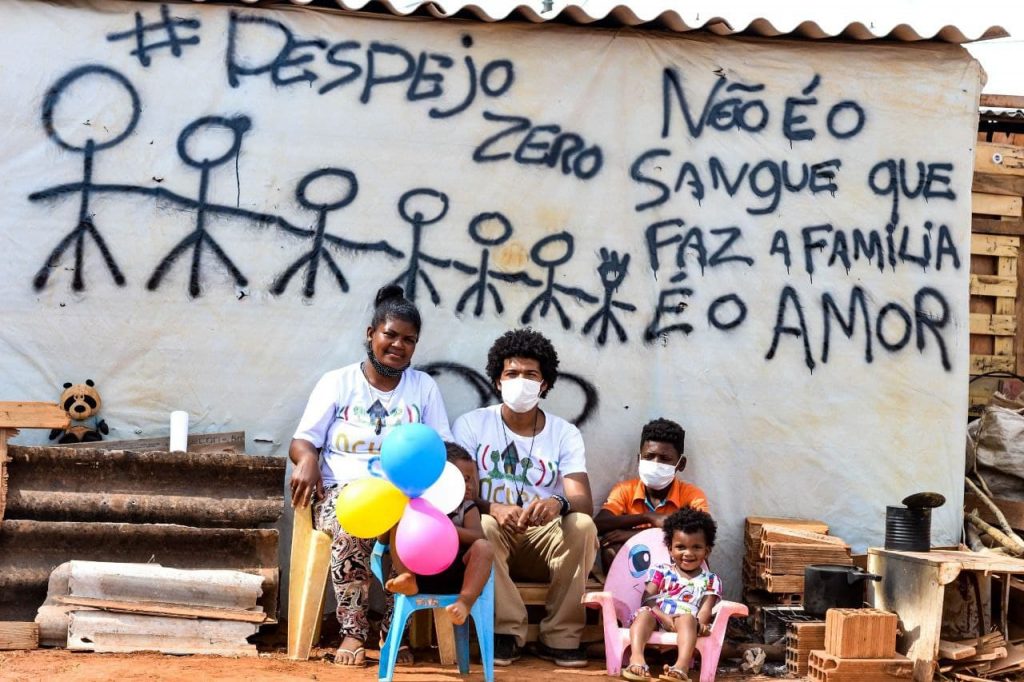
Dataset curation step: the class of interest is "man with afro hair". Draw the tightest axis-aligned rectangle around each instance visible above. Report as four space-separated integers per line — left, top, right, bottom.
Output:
453 328 596 668
595 418 708 570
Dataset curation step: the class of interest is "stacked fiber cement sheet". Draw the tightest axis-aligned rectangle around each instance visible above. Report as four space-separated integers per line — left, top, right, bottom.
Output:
39 561 264 655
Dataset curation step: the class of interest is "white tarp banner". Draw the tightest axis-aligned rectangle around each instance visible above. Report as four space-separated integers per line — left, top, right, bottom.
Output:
0 0 980 591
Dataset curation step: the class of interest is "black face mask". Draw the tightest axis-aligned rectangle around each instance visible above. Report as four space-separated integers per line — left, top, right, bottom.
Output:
365 340 407 378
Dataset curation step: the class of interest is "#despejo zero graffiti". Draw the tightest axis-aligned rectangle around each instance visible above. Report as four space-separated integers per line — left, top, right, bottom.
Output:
26 4 961 372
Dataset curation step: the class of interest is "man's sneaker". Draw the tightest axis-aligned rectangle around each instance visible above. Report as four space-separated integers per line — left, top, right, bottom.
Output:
533 642 588 668
494 634 521 666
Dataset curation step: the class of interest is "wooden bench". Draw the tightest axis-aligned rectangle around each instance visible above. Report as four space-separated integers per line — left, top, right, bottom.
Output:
407 578 605 663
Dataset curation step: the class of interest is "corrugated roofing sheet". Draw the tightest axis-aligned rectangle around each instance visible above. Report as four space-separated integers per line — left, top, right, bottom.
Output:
247 1 1010 43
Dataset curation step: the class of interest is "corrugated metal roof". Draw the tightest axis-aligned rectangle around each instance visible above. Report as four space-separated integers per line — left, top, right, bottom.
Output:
252 1 1010 43
981 108 1024 119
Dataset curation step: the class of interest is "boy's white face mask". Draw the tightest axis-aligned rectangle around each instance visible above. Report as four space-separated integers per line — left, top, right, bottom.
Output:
500 377 542 413
638 460 678 490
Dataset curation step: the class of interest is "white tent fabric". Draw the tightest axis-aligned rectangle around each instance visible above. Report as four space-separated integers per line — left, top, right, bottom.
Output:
0 0 980 593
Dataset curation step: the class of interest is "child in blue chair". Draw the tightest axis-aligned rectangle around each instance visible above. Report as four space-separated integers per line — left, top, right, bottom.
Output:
386 442 494 625
623 508 722 682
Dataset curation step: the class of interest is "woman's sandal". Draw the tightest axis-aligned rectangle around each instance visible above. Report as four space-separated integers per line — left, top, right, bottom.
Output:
659 665 690 682
622 662 652 680
335 646 366 667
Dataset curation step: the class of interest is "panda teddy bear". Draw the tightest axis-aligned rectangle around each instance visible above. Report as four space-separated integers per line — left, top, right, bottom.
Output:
49 379 109 444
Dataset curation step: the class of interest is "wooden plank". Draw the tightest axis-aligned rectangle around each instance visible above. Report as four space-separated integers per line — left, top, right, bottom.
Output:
432 608 457 666
973 217 1024 237
971 234 1021 257
0 402 68 429
995 255 1017 357
0 622 39 650
971 350 1015 374
938 640 976 661
974 172 1024 198
63 431 246 454
969 313 1016 336
970 274 1017 298
976 142 1024 177
287 504 332 660
57 596 266 623
981 94 1024 109
973 192 1023 218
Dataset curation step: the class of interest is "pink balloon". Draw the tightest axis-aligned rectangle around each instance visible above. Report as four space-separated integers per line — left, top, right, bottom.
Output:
395 498 459 576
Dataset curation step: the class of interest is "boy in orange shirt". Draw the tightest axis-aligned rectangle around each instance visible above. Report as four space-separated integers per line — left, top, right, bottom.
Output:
595 418 709 570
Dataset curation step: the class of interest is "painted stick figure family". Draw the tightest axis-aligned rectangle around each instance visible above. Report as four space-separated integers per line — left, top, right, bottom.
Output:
29 64 637 343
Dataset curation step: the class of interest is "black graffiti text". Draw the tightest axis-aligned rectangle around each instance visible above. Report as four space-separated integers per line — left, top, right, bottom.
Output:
472 111 603 181
630 150 841 214
226 13 513 118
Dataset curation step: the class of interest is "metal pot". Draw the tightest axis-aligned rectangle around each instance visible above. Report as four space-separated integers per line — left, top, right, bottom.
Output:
803 564 882 617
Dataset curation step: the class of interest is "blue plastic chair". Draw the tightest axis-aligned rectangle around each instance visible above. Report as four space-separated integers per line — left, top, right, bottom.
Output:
370 541 495 682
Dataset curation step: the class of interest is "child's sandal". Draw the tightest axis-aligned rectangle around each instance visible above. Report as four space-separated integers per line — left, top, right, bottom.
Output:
622 663 651 681
659 665 690 682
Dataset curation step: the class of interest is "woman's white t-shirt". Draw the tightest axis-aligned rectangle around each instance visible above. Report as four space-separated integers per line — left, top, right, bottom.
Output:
293 363 453 487
452 404 586 507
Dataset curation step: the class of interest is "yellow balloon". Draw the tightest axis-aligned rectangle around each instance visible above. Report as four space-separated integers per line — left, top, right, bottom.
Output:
335 477 408 538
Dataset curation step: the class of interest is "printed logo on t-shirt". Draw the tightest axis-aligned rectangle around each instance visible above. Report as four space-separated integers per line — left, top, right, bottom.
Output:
474 442 560 505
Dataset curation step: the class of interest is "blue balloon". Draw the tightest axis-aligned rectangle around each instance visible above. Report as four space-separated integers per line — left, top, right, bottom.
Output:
380 423 446 497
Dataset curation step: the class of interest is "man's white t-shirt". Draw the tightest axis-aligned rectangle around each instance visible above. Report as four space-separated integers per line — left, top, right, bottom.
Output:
293 363 453 487
452 404 586 506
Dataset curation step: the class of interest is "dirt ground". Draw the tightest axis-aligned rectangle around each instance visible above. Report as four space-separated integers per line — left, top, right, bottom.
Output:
0 647 780 682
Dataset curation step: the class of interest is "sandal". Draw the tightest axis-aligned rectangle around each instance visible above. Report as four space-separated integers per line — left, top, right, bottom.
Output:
335 646 366 667
622 662 651 680
396 644 414 666
659 665 690 682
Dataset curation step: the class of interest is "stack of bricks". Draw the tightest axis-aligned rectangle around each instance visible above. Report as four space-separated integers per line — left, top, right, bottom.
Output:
742 516 844 609
808 608 910 681
785 621 826 677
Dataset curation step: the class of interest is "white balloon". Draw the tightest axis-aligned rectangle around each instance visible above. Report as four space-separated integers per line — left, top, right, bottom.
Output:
418 461 465 515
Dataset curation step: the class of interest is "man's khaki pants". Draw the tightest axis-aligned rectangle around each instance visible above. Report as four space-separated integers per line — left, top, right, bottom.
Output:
480 512 598 649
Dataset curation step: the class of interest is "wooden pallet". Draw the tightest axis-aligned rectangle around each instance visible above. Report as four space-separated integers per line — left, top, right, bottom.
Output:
969 233 1020 384
971 136 1024 410
824 608 897 659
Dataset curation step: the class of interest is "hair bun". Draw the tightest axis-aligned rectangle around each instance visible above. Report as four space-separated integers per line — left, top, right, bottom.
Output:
374 284 406 307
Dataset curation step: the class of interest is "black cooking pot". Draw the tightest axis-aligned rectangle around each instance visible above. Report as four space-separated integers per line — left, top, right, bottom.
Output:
803 564 882 617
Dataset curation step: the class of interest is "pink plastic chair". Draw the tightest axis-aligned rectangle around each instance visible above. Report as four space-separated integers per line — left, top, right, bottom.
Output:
582 528 748 681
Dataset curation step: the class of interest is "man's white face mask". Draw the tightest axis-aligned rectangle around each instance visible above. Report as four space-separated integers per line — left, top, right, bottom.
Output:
501 377 542 413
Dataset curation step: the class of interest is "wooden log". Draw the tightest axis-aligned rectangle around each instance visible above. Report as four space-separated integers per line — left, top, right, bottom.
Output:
0 622 39 650
825 608 898 659
67 611 257 656
57 596 266 623
964 493 1024 532
0 403 68 429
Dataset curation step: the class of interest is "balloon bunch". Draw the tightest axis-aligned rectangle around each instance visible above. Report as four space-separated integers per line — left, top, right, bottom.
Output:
335 423 466 575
